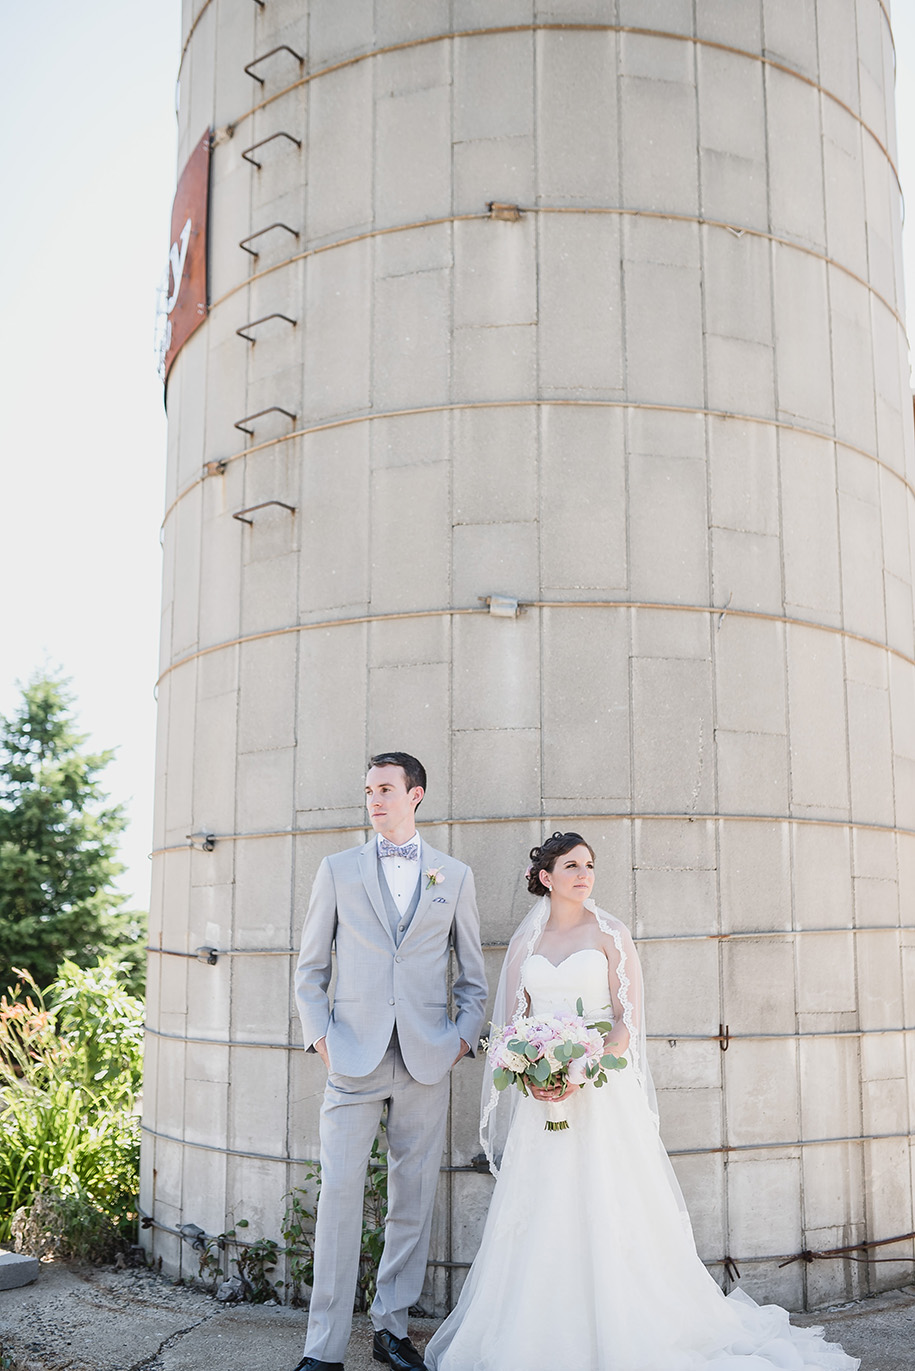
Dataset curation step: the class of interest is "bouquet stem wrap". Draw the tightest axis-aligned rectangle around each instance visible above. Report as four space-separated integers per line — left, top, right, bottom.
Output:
544 1099 570 1132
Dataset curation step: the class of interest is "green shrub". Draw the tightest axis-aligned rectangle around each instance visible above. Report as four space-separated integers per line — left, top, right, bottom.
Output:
10 1183 124 1263
0 959 143 1248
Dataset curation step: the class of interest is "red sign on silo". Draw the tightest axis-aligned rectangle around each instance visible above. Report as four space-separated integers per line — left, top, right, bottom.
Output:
163 130 210 380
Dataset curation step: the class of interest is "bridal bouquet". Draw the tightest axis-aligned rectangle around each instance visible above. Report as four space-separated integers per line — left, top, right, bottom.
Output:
488 999 627 1131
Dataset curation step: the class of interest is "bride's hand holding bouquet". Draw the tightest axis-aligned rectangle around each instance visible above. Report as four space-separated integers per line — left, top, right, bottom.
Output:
487 998 627 1131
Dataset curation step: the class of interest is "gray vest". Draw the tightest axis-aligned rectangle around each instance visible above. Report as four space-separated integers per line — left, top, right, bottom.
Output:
376 853 422 945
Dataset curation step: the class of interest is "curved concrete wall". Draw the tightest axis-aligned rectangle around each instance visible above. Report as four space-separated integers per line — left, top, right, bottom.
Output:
143 0 915 1312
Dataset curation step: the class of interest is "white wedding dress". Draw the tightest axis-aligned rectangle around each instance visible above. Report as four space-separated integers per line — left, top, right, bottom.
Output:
426 948 859 1371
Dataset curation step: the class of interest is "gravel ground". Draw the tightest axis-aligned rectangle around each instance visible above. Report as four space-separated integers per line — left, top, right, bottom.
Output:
0 1262 434 1371
0 1261 913 1371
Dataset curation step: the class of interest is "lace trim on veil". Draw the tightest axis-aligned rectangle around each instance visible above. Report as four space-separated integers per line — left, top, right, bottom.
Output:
479 899 550 1162
600 919 657 1126
610 928 631 1025
479 1080 499 1157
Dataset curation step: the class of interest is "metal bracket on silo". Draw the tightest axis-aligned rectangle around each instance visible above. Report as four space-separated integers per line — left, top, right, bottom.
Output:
232 500 297 526
241 132 302 169
244 45 304 84
235 313 297 343
179 1223 208 1249
480 595 521 618
187 831 217 852
234 406 297 436
238 222 300 256
488 202 522 222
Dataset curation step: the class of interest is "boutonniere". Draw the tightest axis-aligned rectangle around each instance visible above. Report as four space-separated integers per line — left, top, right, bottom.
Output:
424 866 445 890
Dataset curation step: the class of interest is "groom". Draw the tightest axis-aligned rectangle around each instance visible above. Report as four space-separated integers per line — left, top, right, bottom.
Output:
293 752 488 1371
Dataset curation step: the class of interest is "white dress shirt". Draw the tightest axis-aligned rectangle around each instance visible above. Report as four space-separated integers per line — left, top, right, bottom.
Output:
377 831 422 918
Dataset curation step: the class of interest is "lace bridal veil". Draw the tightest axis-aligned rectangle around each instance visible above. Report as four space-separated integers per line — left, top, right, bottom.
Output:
479 895 691 1237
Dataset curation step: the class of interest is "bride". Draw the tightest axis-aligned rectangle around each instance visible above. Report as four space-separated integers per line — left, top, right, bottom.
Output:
425 832 859 1371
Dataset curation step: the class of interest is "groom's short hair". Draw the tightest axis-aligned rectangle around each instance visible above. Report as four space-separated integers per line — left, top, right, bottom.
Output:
368 751 426 803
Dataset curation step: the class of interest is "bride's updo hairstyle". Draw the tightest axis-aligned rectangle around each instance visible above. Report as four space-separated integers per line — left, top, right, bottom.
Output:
526 831 595 895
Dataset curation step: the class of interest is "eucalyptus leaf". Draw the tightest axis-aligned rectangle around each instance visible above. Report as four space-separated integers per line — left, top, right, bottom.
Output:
601 1053 627 1071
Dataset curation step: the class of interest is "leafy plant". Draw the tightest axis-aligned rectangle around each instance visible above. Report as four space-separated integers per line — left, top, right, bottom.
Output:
52 958 144 1100
191 1145 387 1309
10 1182 123 1263
233 1222 281 1303
193 1228 226 1291
279 1169 320 1304
359 1136 389 1310
0 962 142 1247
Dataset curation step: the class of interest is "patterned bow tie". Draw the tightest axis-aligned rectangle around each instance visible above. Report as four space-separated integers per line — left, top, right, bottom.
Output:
379 837 419 860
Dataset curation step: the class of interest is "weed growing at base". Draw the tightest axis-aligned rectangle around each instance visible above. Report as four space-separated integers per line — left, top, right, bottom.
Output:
195 1135 388 1307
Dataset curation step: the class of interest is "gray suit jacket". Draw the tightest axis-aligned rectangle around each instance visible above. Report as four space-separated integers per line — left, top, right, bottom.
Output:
295 838 488 1085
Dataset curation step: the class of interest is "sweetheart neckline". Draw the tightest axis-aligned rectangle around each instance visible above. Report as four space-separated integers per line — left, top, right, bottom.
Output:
526 948 607 971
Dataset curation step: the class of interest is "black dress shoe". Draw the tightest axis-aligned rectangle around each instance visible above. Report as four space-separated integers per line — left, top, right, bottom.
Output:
373 1328 427 1370
292 1358 344 1371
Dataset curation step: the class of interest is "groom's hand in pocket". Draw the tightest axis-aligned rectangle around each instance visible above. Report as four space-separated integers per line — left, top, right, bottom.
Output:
314 1036 330 1070
452 1039 470 1066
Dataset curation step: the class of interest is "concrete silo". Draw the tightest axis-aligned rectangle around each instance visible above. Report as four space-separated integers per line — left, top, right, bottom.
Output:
144 0 915 1313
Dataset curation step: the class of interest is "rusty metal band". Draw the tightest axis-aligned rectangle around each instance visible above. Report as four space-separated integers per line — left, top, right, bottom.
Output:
138 1208 914 1279
207 210 485 313
177 0 215 73
141 1119 912 1166
149 806 915 860
160 399 915 534
143 927 912 959
200 24 902 198
144 923 911 960
178 5 898 90
154 598 915 693
206 207 907 336
142 1023 915 1052
875 0 894 50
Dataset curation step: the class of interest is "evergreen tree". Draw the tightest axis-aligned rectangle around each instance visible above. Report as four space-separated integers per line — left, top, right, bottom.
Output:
0 674 143 990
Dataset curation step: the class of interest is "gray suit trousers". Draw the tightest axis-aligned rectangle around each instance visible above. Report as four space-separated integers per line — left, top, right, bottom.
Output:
304 1040 450 1362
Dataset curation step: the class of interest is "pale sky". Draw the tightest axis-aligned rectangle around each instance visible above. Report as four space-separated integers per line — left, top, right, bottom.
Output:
0 0 178 908
0 3 913 912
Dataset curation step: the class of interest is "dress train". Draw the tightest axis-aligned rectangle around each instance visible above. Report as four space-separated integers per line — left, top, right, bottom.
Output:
426 951 858 1371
